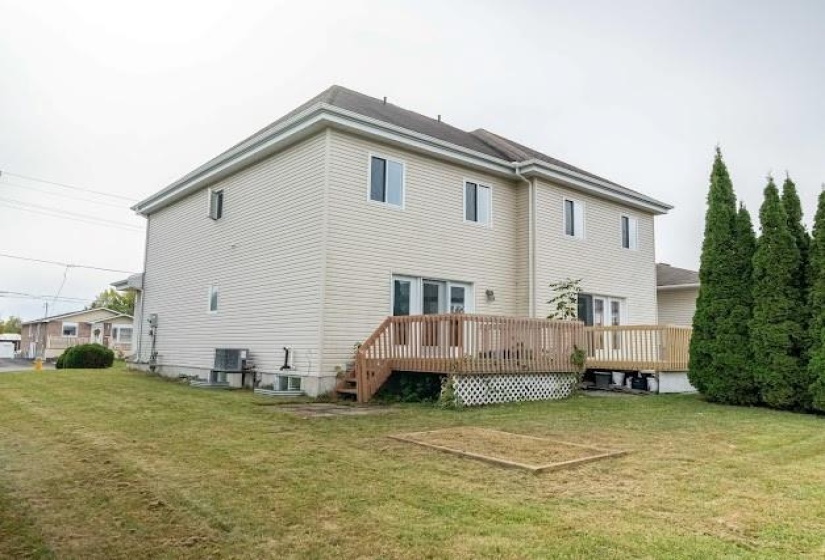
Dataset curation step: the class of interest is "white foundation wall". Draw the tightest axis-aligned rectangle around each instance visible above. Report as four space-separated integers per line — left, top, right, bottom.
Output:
134 134 328 395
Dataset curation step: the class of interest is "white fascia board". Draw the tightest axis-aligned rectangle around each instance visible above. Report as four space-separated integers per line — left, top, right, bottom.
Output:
133 105 516 215
132 108 329 214
657 283 700 291
320 105 515 177
133 104 671 216
518 161 672 215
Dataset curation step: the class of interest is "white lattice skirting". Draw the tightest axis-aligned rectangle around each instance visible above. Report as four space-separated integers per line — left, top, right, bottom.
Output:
452 373 578 406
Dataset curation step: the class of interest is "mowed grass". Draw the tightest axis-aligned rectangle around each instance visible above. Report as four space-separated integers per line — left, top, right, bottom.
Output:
1 365 824 559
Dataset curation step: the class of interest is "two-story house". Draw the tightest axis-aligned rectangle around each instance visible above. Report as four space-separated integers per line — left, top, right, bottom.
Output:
129 86 680 401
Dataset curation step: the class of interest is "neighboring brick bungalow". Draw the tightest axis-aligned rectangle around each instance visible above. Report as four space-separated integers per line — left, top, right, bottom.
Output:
21 308 133 359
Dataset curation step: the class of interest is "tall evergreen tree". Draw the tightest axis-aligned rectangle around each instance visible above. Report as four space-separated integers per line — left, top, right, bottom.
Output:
806 190 825 411
698 202 759 403
751 178 806 409
781 176 811 325
689 148 743 399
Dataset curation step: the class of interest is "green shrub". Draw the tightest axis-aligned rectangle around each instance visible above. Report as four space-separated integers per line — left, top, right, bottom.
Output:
56 344 115 369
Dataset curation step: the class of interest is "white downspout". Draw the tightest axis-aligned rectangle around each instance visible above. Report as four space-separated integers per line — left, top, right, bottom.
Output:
515 165 536 318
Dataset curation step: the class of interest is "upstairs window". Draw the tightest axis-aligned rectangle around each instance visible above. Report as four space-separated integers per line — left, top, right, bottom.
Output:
208 285 219 313
369 156 404 207
564 199 585 239
208 188 224 220
621 215 639 250
62 322 78 337
464 182 491 225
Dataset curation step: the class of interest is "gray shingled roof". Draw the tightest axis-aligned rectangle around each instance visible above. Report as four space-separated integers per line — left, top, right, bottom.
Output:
657 263 699 287
156 85 666 210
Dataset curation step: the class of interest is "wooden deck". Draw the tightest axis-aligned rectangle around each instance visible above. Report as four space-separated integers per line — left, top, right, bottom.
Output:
340 314 692 402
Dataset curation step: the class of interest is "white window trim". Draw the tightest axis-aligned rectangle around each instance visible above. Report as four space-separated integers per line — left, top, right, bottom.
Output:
114 326 133 343
620 214 640 250
580 293 627 325
389 274 475 316
207 187 224 220
61 322 78 337
563 198 586 240
462 179 493 227
366 153 406 210
207 285 219 314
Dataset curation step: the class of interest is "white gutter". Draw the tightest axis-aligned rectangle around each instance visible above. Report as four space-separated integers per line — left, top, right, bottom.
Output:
657 283 700 291
133 105 673 216
516 161 672 215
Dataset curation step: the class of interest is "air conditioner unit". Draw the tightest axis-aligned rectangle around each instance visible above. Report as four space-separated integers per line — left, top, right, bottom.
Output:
213 348 249 373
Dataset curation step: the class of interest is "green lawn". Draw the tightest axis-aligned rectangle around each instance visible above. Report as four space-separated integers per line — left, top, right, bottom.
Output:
1 365 824 559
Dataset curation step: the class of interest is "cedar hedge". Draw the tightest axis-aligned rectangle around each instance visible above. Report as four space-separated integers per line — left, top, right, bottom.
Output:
55 343 115 369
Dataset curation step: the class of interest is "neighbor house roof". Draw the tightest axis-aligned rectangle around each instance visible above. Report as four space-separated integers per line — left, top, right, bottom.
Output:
656 263 699 289
134 85 672 216
22 307 131 325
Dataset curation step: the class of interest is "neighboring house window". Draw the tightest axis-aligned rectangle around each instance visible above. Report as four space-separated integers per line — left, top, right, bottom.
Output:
369 155 404 207
563 199 585 238
208 188 224 220
61 322 78 337
208 286 219 313
115 327 133 343
464 181 491 225
621 215 639 250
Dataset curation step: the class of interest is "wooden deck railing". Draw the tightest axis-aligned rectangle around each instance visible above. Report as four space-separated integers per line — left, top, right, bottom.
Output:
47 336 91 350
583 325 691 371
355 314 585 402
351 315 693 402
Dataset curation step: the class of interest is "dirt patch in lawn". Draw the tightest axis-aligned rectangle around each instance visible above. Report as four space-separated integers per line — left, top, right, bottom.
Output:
391 427 627 473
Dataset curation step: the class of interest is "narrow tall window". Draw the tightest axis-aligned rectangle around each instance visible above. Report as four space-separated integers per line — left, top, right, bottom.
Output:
464 182 491 225
564 199 584 238
208 285 219 313
621 216 639 249
209 189 224 220
369 156 404 207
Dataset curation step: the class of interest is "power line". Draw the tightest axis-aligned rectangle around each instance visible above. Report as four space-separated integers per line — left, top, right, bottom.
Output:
0 180 130 210
51 266 70 308
0 291 89 303
0 196 144 232
0 170 138 202
0 253 137 274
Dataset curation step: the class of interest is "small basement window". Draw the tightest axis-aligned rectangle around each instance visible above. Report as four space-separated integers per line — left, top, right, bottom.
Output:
369 155 404 207
61 322 78 337
277 375 301 392
208 188 224 220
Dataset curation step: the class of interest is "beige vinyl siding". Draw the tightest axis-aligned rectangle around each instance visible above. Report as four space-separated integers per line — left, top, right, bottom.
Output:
534 179 658 323
657 287 698 326
136 133 327 392
320 130 522 382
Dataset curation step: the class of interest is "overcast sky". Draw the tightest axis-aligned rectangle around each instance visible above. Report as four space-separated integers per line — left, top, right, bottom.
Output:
2 0 824 321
